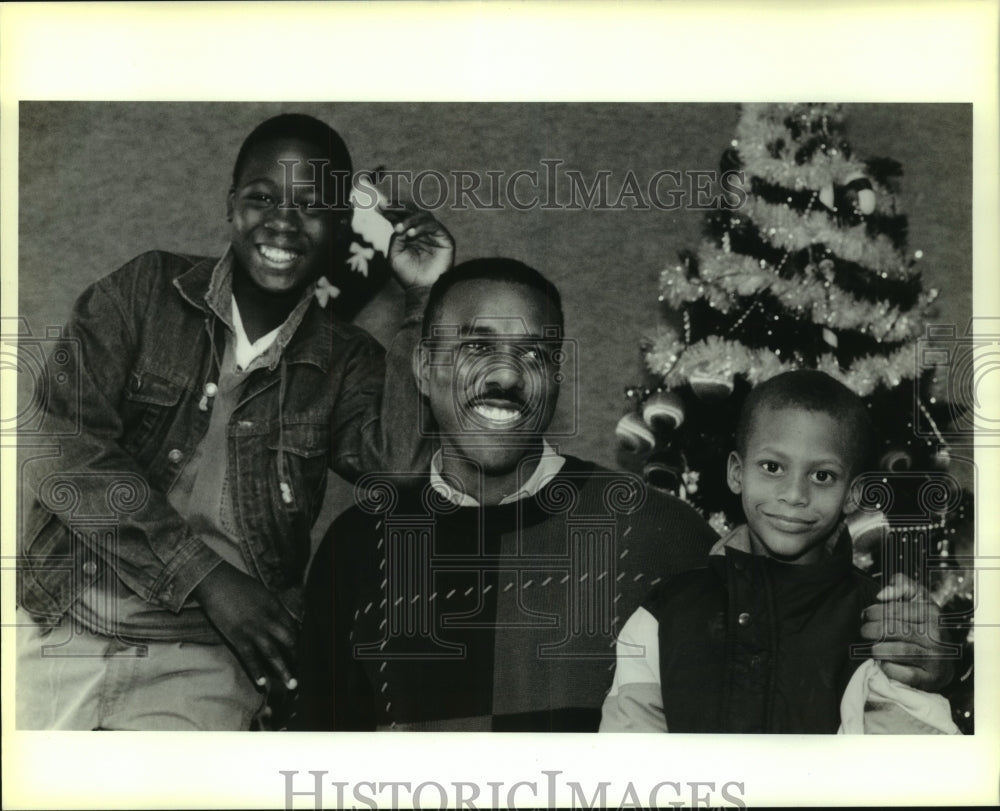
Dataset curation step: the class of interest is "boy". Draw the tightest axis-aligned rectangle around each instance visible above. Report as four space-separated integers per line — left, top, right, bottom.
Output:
16 113 453 730
601 369 957 734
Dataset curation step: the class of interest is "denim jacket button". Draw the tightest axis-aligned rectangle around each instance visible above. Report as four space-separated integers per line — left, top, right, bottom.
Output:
82 561 97 577
167 448 184 463
738 611 752 627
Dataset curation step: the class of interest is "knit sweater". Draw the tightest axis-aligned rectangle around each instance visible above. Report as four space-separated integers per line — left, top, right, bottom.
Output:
292 455 718 731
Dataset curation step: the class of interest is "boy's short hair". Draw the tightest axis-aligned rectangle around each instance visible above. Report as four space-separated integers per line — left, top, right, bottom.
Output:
232 113 353 209
735 369 874 474
421 257 565 337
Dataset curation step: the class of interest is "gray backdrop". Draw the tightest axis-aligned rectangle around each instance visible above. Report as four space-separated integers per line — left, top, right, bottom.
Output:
18 102 972 543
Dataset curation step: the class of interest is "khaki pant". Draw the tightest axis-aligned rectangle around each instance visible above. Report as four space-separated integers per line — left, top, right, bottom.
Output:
15 614 265 730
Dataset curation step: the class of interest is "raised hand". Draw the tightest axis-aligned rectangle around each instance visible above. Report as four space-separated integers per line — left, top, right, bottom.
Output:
383 203 455 289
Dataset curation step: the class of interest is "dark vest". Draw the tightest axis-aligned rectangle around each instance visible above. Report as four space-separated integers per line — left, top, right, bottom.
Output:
648 537 879 733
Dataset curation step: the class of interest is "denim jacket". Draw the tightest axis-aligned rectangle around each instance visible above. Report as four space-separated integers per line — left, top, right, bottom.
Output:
18 250 429 640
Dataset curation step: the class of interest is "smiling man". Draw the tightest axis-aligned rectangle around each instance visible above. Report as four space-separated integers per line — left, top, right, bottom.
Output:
292 258 720 731
419 260 567 506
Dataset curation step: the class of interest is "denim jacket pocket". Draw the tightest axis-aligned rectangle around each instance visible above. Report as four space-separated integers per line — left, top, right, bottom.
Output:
120 369 186 458
265 421 331 512
231 420 329 588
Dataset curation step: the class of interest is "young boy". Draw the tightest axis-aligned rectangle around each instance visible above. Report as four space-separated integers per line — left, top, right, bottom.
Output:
600 369 957 734
16 113 453 730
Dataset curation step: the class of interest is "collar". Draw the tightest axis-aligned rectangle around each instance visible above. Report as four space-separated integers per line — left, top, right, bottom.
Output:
204 246 237 328
231 294 280 371
429 439 566 507
709 522 849 559
174 246 332 373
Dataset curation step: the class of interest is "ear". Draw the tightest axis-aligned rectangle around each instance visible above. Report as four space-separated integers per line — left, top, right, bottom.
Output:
726 451 744 494
841 476 859 516
226 187 235 222
412 341 430 398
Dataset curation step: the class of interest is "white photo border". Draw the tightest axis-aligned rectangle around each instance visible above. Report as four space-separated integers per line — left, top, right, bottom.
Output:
2 2 998 809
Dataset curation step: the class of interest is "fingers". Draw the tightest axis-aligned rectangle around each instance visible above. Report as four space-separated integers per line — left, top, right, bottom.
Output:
860 602 934 634
256 634 296 689
359 177 452 247
256 604 299 690
860 605 941 649
861 598 940 651
864 631 958 692
393 212 428 240
876 652 955 692
232 640 269 690
870 639 937 661
860 619 929 646
241 636 296 691
875 572 930 602
197 569 301 691
391 210 451 245
231 601 299 692
877 660 937 691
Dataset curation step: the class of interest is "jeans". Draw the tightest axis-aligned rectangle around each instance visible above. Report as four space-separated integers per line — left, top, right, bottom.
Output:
16 613 264 730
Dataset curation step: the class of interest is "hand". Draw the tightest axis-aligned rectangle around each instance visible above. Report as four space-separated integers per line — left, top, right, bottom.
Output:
193 562 300 691
860 572 957 692
383 203 455 289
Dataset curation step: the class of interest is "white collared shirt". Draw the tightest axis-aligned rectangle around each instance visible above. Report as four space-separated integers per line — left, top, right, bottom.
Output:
429 440 566 507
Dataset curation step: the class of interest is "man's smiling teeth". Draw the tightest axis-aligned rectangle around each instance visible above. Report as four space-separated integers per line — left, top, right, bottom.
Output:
473 404 522 423
258 245 298 263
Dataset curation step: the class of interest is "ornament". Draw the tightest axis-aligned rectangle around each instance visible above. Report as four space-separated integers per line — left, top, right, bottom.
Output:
689 372 734 401
843 170 876 215
880 449 912 472
845 508 888 545
818 258 836 282
720 146 742 173
642 390 685 433
707 511 732 536
933 447 952 469
314 276 342 308
643 448 686 493
346 242 375 277
853 550 874 571
818 183 835 211
615 412 655 455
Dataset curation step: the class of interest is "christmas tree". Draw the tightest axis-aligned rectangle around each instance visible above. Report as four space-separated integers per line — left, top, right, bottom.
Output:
617 103 974 731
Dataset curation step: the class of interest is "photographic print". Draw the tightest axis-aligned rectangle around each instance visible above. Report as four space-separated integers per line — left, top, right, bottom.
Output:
2 3 997 810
